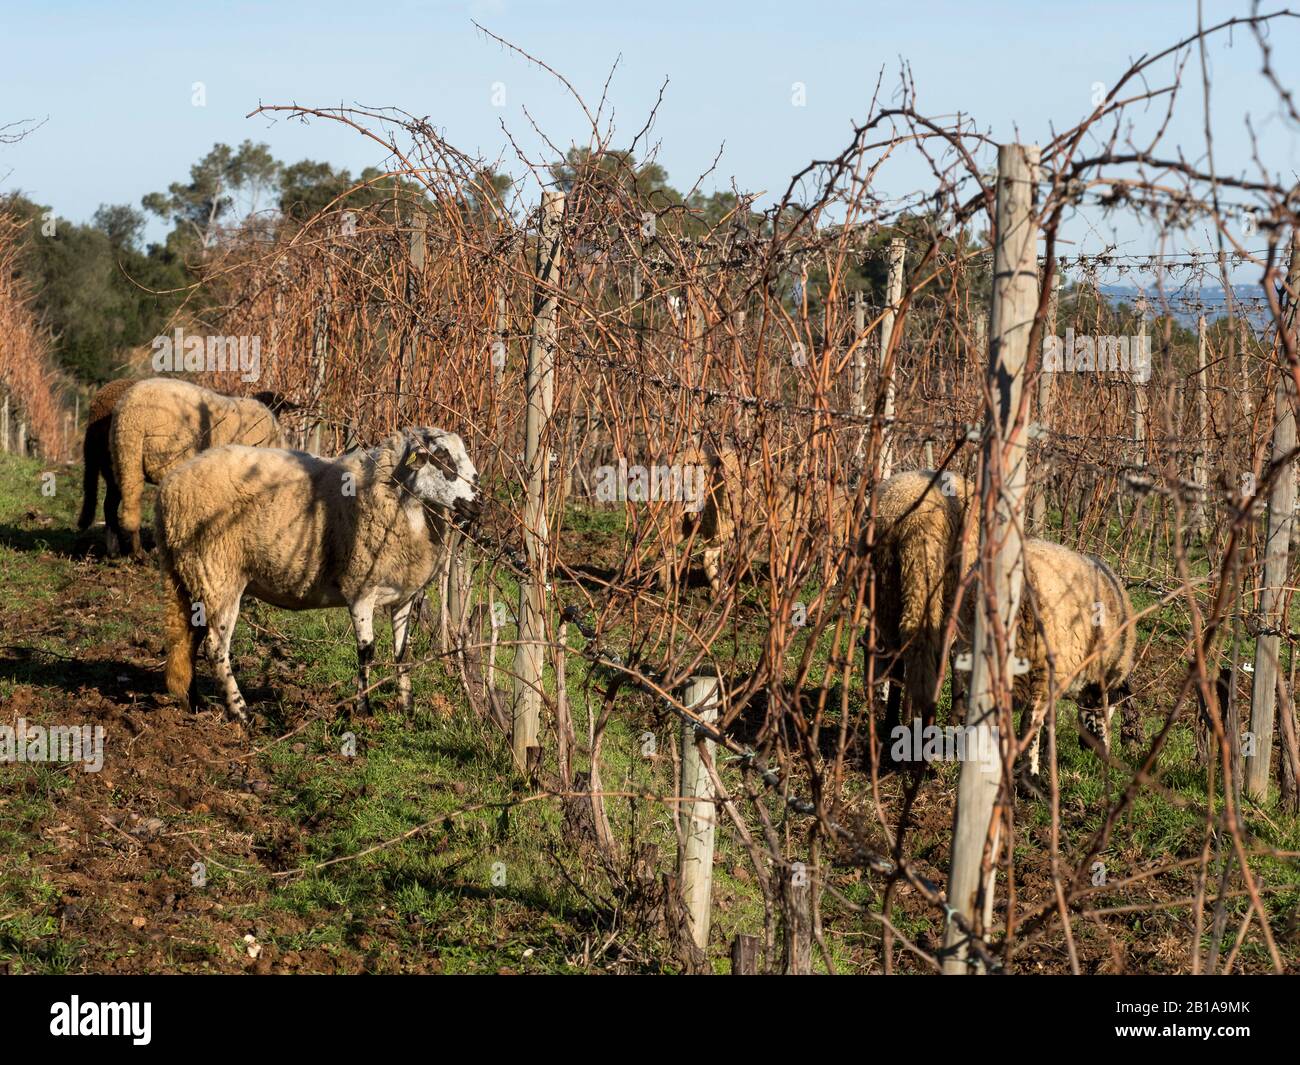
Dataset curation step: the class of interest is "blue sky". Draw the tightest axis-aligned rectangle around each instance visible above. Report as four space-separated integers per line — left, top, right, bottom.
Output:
2 0 1298 265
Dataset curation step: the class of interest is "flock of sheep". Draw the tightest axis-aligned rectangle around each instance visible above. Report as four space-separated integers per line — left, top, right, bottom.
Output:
77 376 481 725
671 452 1137 777
75 374 1135 782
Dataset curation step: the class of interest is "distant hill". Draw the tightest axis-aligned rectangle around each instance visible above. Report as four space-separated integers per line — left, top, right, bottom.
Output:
1097 283 1273 331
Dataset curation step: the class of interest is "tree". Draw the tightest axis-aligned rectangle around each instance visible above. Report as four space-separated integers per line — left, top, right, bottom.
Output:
142 140 281 251
92 204 145 251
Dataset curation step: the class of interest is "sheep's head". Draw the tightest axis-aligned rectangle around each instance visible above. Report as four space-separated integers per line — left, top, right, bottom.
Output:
395 427 481 525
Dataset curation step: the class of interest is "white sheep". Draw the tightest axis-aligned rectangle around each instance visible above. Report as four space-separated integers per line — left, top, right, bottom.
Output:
155 427 481 722
955 538 1137 776
867 468 976 747
111 378 285 557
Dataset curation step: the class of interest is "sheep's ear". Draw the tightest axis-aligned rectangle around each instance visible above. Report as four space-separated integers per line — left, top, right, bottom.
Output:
388 431 425 482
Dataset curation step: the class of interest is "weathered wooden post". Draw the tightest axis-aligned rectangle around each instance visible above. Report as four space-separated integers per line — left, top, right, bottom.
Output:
493 282 509 397
1193 314 1211 538
730 934 759 975
1133 296 1148 462
512 190 564 773
1247 245 1300 801
1 393 8 453
943 143 1039 975
400 212 427 417
879 238 905 477
1030 271 1060 532
781 861 813 975
852 290 868 464
17 415 27 458
1240 317 1254 417
310 274 331 456
679 673 720 956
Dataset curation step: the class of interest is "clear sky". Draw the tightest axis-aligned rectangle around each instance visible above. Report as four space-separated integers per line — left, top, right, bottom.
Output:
2 0 1298 264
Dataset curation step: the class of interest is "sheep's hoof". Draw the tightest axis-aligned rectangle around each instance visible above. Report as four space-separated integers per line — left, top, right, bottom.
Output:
1077 727 1109 762
1014 768 1046 801
1120 707 1143 749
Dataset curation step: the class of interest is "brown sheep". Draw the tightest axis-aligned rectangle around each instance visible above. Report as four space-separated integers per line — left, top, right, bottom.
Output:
866 468 976 747
156 427 481 722
671 447 857 595
110 378 285 557
77 377 138 553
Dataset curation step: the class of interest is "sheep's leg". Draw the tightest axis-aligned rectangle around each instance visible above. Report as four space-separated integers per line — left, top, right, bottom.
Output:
391 599 414 716
1100 689 1113 756
103 474 123 557
349 599 376 719
703 546 722 596
881 659 907 763
113 444 146 559
1020 697 1049 777
206 595 248 724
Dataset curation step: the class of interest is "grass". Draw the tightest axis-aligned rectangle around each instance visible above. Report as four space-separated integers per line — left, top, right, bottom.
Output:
0 450 1297 973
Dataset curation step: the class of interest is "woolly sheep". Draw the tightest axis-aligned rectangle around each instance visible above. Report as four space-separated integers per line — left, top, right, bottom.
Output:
155 427 481 723
669 446 857 595
77 377 138 554
110 378 286 557
955 538 1137 776
866 468 976 747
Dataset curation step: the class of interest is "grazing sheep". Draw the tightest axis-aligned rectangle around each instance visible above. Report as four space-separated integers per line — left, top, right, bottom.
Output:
672 447 857 595
155 427 481 723
77 377 138 554
956 539 1137 776
111 379 285 557
866 468 976 746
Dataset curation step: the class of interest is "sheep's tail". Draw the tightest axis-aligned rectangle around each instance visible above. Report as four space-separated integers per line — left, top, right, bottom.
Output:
157 508 201 706
77 421 104 531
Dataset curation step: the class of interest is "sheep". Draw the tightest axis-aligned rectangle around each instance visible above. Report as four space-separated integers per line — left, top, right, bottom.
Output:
110 378 286 557
954 538 1136 777
155 426 481 723
669 446 857 595
866 468 976 748
77 377 138 554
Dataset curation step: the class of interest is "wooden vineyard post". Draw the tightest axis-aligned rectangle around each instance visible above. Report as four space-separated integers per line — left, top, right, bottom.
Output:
1031 270 1060 532
1194 314 1211 538
730 934 759 975
1133 296 1148 463
512 190 563 774
1247 241 1300 801
781 860 813 975
852 290 868 465
879 238 905 477
943 143 1039 975
310 269 331 455
400 211 427 418
679 674 721 957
